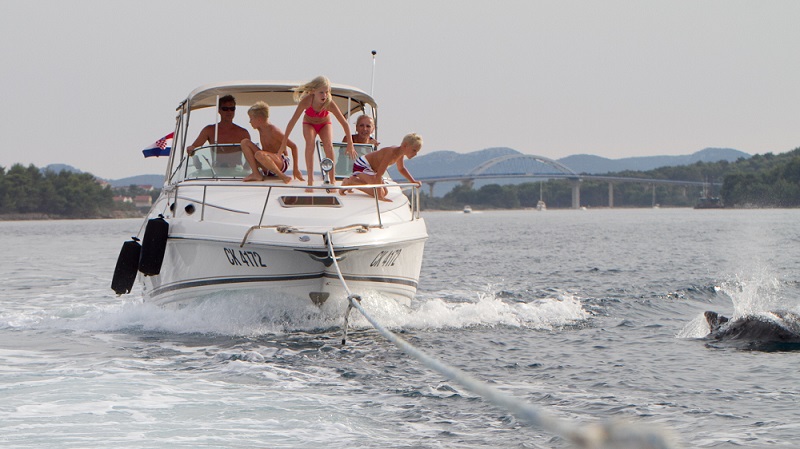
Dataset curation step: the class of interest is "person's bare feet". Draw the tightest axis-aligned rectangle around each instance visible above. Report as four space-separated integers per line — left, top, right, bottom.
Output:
243 173 263 182
279 173 291 184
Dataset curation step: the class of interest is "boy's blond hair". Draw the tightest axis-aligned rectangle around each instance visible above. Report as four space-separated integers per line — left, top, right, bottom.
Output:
248 101 269 119
402 133 423 148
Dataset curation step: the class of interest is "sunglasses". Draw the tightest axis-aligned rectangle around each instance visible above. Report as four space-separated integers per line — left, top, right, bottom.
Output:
219 106 236 112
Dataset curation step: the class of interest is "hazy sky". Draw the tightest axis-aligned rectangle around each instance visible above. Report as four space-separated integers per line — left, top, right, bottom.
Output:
1 0 798 179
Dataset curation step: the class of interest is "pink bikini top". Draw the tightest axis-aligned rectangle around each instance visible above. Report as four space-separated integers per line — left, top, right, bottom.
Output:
304 106 329 119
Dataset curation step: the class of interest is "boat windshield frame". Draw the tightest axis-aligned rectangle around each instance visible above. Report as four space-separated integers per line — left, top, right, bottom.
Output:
165 81 378 185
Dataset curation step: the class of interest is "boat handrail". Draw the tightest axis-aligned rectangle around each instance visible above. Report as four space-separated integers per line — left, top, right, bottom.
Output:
166 181 423 245
170 180 418 191
240 222 373 248
197 143 240 148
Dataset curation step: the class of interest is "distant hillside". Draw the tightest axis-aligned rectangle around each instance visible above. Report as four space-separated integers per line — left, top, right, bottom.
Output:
400 147 519 178
108 174 163 188
41 147 750 192
43 163 83 174
559 147 750 174
38 164 162 188
393 147 750 179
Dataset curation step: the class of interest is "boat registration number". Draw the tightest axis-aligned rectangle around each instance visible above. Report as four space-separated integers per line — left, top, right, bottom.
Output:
370 249 402 267
224 248 267 268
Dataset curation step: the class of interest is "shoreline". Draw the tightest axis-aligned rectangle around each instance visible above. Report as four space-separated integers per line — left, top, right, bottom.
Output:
0 210 145 221
3 206 793 221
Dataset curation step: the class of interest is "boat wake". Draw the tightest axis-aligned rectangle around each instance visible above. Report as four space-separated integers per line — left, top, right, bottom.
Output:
7 287 589 338
404 288 588 331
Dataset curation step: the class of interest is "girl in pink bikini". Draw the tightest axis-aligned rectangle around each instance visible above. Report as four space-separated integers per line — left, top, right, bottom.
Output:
281 76 356 189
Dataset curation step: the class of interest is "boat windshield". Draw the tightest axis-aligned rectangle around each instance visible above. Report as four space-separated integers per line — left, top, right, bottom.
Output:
330 143 375 179
183 144 249 180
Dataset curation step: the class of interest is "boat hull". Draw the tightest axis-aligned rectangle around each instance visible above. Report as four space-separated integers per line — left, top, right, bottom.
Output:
140 222 427 309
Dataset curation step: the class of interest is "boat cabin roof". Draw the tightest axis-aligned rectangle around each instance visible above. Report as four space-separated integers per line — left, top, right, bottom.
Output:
182 81 377 116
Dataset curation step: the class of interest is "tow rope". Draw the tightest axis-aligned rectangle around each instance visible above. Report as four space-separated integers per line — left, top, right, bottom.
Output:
325 232 677 449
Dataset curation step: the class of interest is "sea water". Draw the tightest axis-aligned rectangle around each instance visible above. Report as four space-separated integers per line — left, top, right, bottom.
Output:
1 208 799 448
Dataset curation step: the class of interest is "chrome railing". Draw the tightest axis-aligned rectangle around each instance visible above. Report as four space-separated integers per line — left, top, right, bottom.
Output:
164 181 422 239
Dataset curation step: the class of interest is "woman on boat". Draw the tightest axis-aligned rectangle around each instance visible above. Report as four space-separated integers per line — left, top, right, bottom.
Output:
280 76 357 189
343 115 379 146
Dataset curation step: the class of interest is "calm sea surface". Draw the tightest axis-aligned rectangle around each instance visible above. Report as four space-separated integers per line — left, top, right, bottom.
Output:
1 208 798 448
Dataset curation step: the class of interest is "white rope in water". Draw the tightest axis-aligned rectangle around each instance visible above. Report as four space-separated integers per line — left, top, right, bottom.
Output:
325 233 678 449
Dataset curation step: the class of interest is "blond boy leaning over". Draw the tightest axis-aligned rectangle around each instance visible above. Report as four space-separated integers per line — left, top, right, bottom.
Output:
340 133 422 201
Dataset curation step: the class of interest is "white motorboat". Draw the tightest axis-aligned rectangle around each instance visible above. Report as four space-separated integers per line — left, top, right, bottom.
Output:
112 81 427 311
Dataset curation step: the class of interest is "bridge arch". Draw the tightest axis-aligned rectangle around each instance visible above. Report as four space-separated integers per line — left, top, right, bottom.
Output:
459 154 582 209
467 154 578 177
416 153 713 209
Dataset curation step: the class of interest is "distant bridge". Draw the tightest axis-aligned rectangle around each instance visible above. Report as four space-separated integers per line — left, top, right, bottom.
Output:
415 154 719 209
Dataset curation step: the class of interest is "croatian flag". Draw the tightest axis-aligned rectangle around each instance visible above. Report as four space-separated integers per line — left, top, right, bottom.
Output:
142 132 174 158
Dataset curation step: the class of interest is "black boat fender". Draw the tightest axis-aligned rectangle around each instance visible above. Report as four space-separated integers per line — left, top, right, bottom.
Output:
138 215 169 276
111 237 141 295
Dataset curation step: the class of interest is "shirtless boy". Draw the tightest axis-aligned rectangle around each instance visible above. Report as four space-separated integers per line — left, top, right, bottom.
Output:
241 101 304 183
340 133 422 201
187 95 250 166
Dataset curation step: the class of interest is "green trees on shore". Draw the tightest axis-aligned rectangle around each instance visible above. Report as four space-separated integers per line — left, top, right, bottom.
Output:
423 147 800 210
720 150 800 207
2 146 797 217
0 164 117 218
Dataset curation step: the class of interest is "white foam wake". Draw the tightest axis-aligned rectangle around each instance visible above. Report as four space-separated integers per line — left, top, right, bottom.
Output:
4 287 590 337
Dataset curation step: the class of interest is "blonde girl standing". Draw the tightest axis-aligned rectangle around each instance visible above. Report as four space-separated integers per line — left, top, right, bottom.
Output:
281 76 356 188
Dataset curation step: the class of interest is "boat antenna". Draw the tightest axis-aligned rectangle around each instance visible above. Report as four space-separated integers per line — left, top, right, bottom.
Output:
370 50 377 96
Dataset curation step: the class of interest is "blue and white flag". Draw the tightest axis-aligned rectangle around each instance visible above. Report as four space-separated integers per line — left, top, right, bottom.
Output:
142 132 173 158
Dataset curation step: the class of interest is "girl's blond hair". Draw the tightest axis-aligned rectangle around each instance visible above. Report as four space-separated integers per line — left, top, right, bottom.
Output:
293 75 332 109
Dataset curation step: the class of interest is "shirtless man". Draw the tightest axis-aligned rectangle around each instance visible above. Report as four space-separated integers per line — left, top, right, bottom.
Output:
241 101 303 183
340 133 422 201
342 115 379 146
186 95 250 167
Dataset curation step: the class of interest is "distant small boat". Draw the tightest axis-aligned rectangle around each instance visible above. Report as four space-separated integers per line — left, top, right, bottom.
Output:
463 205 472 214
536 181 546 211
695 197 723 209
695 181 723 209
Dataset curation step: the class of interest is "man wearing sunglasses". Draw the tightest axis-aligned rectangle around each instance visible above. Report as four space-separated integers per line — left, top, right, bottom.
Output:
186 95 251 167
